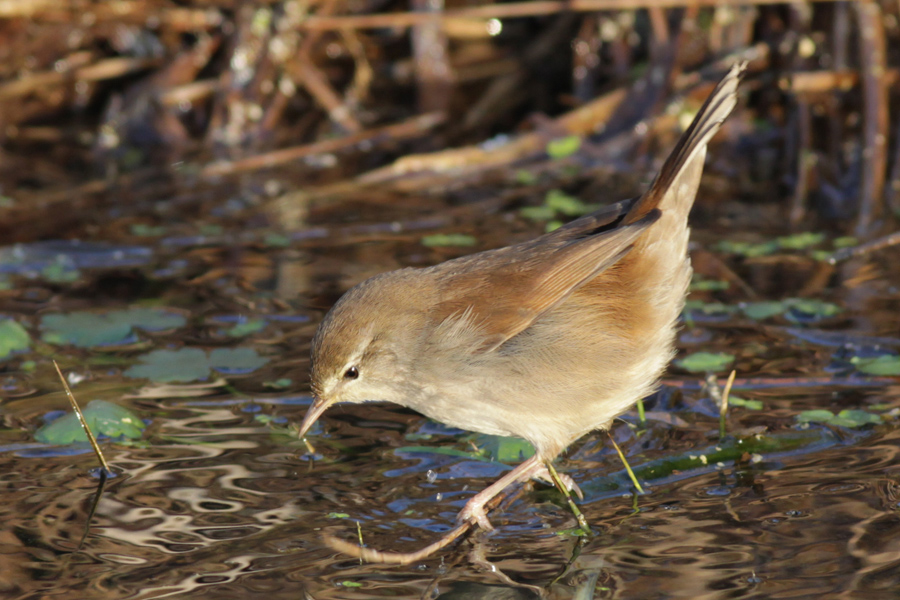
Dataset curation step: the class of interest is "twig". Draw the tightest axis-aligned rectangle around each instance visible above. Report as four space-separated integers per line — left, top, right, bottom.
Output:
79 470 109 550
53 361 111 474
201 112 445 177
719 369 737 439
292 59 362 133
852 1 888 238
323 522 472 565
411 0 452 113
828 230 900 264
0 57 161 100
608 431 645 494
788 103 812 228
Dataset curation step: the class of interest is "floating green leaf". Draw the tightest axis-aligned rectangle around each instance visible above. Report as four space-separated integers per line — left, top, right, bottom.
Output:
209 347 269 373
741 301 786 320
394 445 486 460
740 299 841 322
785 299 841 322
125 346 268 382
420 234 477 247
546 135 581 159
42 314 132 347
833 409 882 427
795 409 835 424
520 205 556 221
125 348 210 382
41 259 81 283
227 319 267 337
676 352 735 373
776 232 825 250
690 278 730 292
684 300 738 317
728 396 763 410
41 308 186 348
514 170 538 185
851 355 900 376
263 233 291 248
35 399 145 444
327 512 350 519
545 189 593 216
796 408 881 428
0 319 30 359
716 239 779 257
130 224 167 237
832 236 857 249
263 378 293 389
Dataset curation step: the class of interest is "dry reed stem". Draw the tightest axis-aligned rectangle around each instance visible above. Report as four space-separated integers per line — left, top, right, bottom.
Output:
852 1 888 237
299 0 844 31
323 523 471 565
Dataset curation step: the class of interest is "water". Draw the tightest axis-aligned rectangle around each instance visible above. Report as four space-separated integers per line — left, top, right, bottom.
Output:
0 174 897 599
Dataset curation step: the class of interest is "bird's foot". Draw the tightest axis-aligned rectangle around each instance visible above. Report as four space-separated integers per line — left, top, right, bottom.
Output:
457 499 495 531
533 466 583 500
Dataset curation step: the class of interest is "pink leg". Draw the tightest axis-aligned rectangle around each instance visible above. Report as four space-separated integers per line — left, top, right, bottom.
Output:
457 455 544 531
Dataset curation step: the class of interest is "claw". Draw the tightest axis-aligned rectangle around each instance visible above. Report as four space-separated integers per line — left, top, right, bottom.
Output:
533 466 583 500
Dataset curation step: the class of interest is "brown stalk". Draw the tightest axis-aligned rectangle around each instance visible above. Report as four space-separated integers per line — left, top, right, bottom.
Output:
299 0 844 31
201 112 445 177
788 100 812 228
323 523 472 565
0 57 160 100
852 1 888 237
53 361 111 474
411 0 453 113
292 60 363 133
781 69 899 94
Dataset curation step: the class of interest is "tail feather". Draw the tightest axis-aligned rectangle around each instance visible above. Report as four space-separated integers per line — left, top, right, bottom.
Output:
624 62 746 225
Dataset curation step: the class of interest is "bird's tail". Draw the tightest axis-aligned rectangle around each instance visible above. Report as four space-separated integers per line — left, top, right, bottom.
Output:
623 62 746 225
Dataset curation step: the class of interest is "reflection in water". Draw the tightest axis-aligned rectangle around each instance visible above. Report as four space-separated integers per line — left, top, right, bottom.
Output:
4 396 900 598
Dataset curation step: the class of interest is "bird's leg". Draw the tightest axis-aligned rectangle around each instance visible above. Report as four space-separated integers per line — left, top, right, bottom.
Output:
532 465 583 500
457 454 543 531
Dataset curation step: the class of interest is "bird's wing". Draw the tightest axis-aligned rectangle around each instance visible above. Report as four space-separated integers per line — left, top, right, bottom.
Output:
430 208 659 352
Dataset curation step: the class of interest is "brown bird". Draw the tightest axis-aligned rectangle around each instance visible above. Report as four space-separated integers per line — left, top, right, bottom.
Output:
299 63 744 538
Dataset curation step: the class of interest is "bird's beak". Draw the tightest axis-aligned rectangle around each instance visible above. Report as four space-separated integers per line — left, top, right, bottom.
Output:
297 396 332 439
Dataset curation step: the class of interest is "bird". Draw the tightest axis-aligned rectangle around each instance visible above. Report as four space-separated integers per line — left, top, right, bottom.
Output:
298 62 744 539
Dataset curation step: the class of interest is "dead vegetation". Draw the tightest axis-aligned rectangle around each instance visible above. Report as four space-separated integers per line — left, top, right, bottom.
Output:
0 0 898 241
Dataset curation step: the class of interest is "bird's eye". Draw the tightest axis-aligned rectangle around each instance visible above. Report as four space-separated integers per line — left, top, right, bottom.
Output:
343 366 359 380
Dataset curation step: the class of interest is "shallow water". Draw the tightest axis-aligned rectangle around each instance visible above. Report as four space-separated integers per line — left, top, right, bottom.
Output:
0 174 898 599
